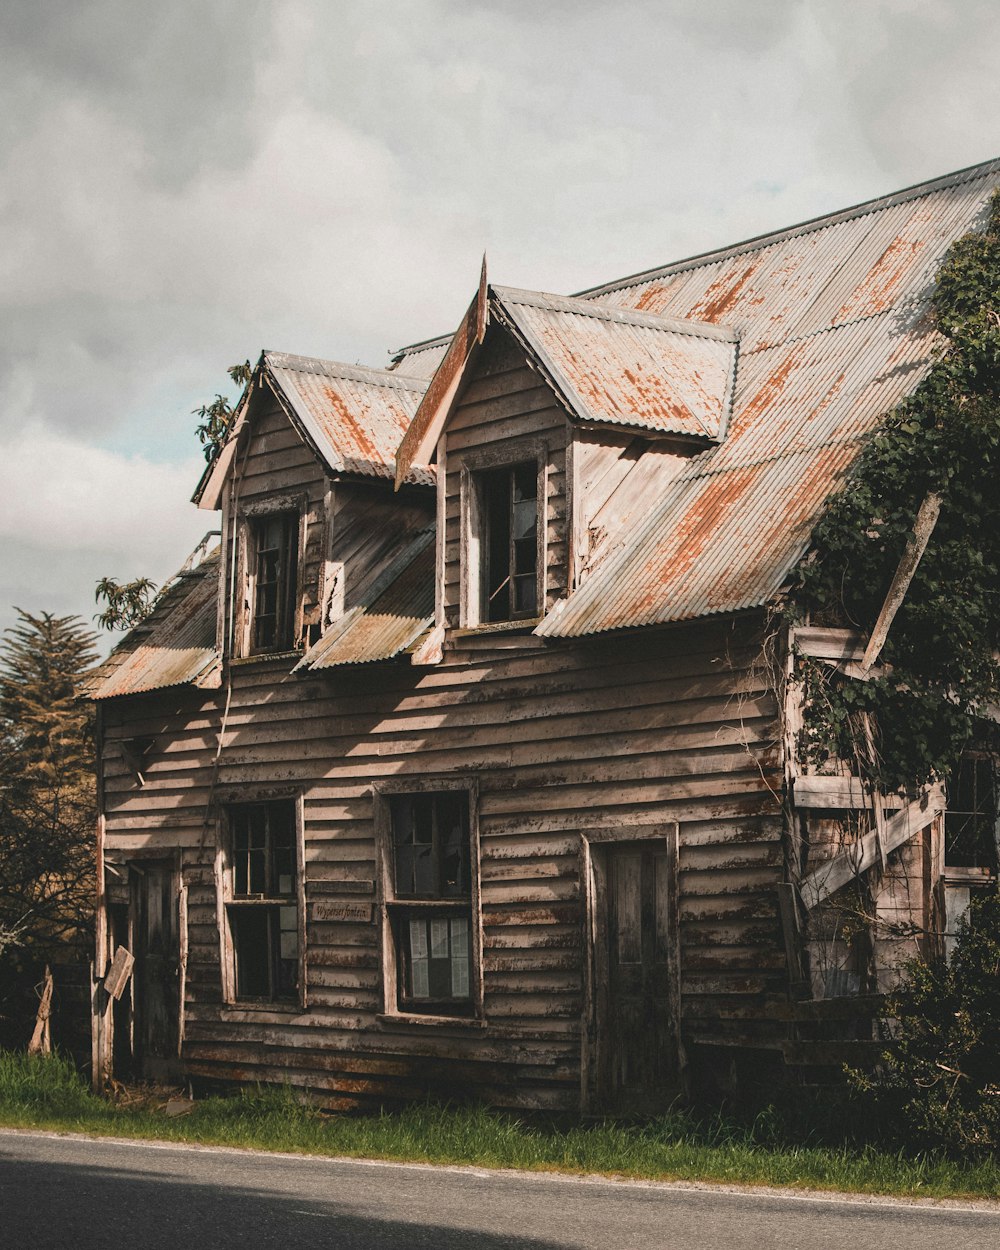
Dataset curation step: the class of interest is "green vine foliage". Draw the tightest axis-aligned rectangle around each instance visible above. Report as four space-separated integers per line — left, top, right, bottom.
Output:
797 191 1000 790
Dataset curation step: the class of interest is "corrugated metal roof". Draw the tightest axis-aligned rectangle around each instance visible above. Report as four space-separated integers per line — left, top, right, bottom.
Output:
538 159 1000 636
390 337 450 378
492 287 738 441
86 548 221 700
265 352 435 487
296 528 435 669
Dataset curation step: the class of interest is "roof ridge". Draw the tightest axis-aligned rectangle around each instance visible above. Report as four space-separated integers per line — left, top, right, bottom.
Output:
264 350 428 390
491 285 738 341
576 156 1000 299
390 158 1000 361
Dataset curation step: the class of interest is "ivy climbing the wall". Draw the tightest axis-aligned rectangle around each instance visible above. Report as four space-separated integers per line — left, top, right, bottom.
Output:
796 191 1000 791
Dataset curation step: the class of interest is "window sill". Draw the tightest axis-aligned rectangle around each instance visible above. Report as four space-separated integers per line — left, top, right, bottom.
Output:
452 618 543 638
377 1012 486 1030
221 1001 305 1015
943 865 995 884
228 650 303 668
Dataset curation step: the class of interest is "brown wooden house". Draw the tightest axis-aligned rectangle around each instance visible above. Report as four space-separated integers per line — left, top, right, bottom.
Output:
86 160 1000 1112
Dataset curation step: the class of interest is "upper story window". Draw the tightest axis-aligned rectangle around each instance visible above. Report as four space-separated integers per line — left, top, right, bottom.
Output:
250 512 299 653
479 462 539 622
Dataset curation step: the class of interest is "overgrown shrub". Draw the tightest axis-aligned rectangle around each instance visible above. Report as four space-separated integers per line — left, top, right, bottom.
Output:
852 891 1000 1155
797 190 1000 790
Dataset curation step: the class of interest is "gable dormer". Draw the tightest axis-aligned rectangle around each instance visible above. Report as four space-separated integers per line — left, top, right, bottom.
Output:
194 352 434 660
396 282 738 634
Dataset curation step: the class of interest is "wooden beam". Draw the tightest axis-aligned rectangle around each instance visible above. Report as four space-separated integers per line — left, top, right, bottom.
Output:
791 626 866 663
395 258 489 488
793 774 880 809
861 492 942 673
799 787 944 910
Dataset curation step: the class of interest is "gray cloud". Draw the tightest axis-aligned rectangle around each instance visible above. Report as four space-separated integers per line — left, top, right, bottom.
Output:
2 0 999 642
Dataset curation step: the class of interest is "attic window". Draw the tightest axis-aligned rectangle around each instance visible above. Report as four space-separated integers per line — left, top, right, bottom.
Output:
479 463 539 622
250 512 299 653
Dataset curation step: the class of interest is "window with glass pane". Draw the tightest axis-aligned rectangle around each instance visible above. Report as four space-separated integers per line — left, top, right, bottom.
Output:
250 512 299 652
227 801 299 1003
480 463 538 622
387 792 474 1015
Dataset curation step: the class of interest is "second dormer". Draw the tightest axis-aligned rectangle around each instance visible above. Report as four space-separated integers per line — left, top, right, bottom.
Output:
395 281 739 636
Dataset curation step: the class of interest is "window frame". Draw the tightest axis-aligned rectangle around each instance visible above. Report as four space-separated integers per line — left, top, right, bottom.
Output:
218 792 307 1010
234 495 306 658
945 751 1000 871
373 778 484 1026
459 444 547 630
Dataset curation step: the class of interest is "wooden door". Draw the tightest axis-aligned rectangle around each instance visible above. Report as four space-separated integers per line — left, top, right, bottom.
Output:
592 840 680 1115
131 861 181 1082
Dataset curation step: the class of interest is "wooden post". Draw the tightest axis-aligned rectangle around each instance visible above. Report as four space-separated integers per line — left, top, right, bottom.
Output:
861 492 941 673
28 966 53 1056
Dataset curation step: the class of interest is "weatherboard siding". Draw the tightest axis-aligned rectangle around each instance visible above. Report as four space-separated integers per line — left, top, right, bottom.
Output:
100 612 786 1111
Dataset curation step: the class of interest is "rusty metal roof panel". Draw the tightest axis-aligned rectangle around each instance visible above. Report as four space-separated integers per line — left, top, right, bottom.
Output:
584 158 1000 320
593 169 996 349
494 286 738 441
538 442 860 636
298 529 435 669
265 352 435 487
389 338 450 379
539 161 1000 637
87 549 221 700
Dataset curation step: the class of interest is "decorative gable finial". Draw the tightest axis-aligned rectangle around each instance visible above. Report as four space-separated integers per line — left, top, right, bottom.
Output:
394 254 492 489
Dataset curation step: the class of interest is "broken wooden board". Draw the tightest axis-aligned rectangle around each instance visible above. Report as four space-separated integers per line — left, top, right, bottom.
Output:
798 787 944 910
104 945 135 1001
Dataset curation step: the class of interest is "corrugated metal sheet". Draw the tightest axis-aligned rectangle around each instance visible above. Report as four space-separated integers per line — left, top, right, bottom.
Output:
264 353 435 487
390 337 450 378
297 529 435 669
493 287 738 441
86 550 221 700
538 160 1000 636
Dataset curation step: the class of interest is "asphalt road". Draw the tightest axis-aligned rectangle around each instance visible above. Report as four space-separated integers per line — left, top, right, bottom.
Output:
0 1129 998 1250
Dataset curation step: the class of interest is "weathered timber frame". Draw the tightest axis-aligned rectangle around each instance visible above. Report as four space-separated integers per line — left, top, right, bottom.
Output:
457 440 548 629
372 777 485 1029
580 823 683 1113
214 788 308 1012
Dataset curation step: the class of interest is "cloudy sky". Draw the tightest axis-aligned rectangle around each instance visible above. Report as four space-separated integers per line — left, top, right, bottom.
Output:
2 0 999 647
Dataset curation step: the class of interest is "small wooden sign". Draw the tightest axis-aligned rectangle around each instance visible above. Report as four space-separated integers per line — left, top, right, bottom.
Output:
104 945 135 1000
312 900 372 924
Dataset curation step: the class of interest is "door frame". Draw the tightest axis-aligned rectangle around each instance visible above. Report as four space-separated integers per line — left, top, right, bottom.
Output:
114 847 184 1081
580 824 683 1114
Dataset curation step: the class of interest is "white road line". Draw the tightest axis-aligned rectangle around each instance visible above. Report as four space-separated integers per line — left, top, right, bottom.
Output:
1 1127 997 1216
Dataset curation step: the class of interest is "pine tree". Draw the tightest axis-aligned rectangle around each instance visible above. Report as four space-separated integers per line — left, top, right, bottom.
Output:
0 610 98 962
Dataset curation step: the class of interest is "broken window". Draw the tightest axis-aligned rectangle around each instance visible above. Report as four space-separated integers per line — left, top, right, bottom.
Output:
946 752 998 869
226 801 299 1002
383 791 477 1016
479 462 539 622
250 512 299 653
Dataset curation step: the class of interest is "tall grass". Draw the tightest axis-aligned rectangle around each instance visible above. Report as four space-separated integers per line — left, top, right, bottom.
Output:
1 1051 998 1199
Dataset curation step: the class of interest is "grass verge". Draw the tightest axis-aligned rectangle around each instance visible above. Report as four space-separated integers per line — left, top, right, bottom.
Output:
1 1051 998 1200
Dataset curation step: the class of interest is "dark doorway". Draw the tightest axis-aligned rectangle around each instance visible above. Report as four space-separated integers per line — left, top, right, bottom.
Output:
589 838 680 1115
130 860 181 1082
